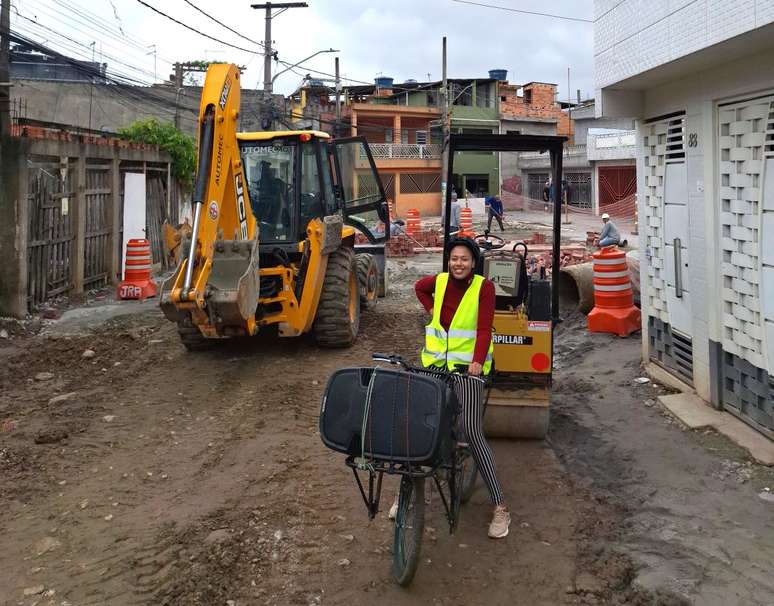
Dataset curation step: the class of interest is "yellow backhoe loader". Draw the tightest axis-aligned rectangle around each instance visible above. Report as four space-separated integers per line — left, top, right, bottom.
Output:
160 64 389 349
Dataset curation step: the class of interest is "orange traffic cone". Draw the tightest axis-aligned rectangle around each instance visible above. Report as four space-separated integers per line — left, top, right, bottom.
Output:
587 246 640 336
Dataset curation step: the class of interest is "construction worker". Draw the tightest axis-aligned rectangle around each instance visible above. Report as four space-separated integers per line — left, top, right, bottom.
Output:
597 212 628 247
447 188 461 233
485 194 505 232
412 236 510 539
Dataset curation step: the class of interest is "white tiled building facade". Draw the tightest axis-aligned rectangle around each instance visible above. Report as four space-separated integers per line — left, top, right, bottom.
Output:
595 0 774 439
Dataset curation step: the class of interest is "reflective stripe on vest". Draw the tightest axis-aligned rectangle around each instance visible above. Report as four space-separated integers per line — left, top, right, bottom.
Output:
420 273 494 374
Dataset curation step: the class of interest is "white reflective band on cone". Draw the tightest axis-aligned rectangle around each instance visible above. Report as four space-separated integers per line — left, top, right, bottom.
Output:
594 257 626 265
594 270 629 278
594 283 631 292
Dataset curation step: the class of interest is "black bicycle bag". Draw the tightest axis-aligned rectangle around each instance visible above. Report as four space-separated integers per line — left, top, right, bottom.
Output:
319 367 457 467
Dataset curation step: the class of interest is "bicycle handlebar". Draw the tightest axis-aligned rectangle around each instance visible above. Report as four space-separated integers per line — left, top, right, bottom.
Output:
371 353 478 381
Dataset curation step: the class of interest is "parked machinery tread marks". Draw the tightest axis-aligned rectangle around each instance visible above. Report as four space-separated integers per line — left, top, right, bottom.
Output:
314 246 360 347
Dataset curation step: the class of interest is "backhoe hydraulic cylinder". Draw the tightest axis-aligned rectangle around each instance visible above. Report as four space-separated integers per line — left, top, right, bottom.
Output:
183 108 216 298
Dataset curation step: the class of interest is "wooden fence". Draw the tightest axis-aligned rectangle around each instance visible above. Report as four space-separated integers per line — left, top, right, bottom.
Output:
0 136 179 315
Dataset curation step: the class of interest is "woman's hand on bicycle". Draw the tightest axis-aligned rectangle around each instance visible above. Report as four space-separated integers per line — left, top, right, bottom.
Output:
468 362 483 376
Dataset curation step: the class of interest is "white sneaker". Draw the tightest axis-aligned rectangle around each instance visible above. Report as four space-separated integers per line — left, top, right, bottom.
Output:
388 497 399 520
488 505 510 539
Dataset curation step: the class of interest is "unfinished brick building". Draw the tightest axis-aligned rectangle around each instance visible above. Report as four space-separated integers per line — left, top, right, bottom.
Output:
499 82 574 141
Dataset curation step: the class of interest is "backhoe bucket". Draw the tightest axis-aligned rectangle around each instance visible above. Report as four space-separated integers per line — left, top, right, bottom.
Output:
206 238 260 328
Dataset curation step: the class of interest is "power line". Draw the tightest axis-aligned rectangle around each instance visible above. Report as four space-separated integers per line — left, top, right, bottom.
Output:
22 0 175 79
14 12 159 82
134 0 262 55
450 0 592 23
9 31 199 119
181 0 265 48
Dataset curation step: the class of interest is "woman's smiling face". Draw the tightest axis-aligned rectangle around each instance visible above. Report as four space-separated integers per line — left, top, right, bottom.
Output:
449 245 474 280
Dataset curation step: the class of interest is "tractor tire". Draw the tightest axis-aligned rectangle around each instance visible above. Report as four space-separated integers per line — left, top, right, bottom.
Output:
177 317 212 351
356 252 379 311
314 246 360 348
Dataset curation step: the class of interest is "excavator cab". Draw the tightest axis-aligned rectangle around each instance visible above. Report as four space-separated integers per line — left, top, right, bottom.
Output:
159 63 389 351
238 133 388 249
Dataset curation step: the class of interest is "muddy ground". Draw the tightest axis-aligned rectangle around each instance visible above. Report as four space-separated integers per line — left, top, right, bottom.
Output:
1 254 774 606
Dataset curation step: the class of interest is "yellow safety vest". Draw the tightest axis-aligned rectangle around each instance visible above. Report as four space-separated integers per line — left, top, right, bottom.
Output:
421 273 494 374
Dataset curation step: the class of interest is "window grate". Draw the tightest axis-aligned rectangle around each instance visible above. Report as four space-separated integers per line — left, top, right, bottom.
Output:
648 316 693 384
665 116 686 162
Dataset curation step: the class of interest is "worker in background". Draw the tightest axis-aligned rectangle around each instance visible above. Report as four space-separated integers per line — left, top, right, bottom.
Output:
410 237 510 538
390 218 405 236
485 194 505 232
543 178 552 203
597 213 628 248
447 188 461 234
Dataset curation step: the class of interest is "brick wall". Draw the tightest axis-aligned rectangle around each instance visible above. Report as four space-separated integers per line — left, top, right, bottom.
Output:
500 82 574 142
557 111 575 140
501 83 559 120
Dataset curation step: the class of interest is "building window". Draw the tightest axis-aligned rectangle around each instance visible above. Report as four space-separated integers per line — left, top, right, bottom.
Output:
500 96 506 102
400 172 441 194
416 130 428 145
385 128 393 143
524 89 532 104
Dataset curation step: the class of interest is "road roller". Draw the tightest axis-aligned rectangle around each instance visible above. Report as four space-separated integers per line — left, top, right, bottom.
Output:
443 133 566 439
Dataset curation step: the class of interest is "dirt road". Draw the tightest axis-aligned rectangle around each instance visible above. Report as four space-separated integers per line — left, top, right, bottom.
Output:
1 262 773 606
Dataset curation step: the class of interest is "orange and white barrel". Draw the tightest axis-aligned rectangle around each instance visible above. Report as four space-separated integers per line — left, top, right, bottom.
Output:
587 246 640 336
117 238 157 300
459 206 474 237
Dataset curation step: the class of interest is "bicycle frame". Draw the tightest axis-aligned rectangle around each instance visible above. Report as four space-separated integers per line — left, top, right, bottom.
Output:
346 450 465 534
345 354 482 533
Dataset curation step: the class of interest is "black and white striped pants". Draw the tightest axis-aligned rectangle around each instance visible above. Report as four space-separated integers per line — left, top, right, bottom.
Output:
421 371 504 505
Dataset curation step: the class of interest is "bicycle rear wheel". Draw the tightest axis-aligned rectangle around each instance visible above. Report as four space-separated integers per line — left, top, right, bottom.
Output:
392 475 425 586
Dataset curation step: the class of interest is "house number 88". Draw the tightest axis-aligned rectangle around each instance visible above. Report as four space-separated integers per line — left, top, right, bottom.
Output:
688 133 698 147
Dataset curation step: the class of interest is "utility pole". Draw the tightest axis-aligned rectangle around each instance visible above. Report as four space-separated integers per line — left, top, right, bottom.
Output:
251 2 308 95
441 36 449 205
334 56 341 136
0 0 11 138
173 62 183 130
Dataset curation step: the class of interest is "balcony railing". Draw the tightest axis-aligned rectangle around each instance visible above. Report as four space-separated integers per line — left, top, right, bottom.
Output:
518 144 588 160
364 143 441 160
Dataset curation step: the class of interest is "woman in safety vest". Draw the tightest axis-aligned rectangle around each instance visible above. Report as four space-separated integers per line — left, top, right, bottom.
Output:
415 236 510 539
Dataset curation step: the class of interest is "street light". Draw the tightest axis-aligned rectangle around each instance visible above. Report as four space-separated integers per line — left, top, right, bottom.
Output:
271 48 338 85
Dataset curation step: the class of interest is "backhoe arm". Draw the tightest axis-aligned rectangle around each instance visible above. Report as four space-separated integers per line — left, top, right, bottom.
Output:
160 64 260 336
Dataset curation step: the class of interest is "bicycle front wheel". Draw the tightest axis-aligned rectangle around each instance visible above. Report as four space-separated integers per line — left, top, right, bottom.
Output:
460 454 478 504
392 475 425 586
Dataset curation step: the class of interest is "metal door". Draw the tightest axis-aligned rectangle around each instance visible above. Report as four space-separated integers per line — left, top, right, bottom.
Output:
642 114 694 382
330 136 389 244
663 160 691 336
598 165 636 208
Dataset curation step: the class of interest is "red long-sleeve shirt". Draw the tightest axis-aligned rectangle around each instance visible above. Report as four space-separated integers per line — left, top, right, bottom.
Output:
415 274 495 365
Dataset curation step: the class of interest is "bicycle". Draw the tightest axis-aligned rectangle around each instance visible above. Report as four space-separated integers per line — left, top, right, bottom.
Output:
331 353 485 586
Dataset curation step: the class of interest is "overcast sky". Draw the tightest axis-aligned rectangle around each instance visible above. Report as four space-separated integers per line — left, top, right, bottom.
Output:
13 0 594 99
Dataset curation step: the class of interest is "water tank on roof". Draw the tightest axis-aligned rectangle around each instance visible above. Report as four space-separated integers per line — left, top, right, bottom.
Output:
374 76 394 88
488 69 507 81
